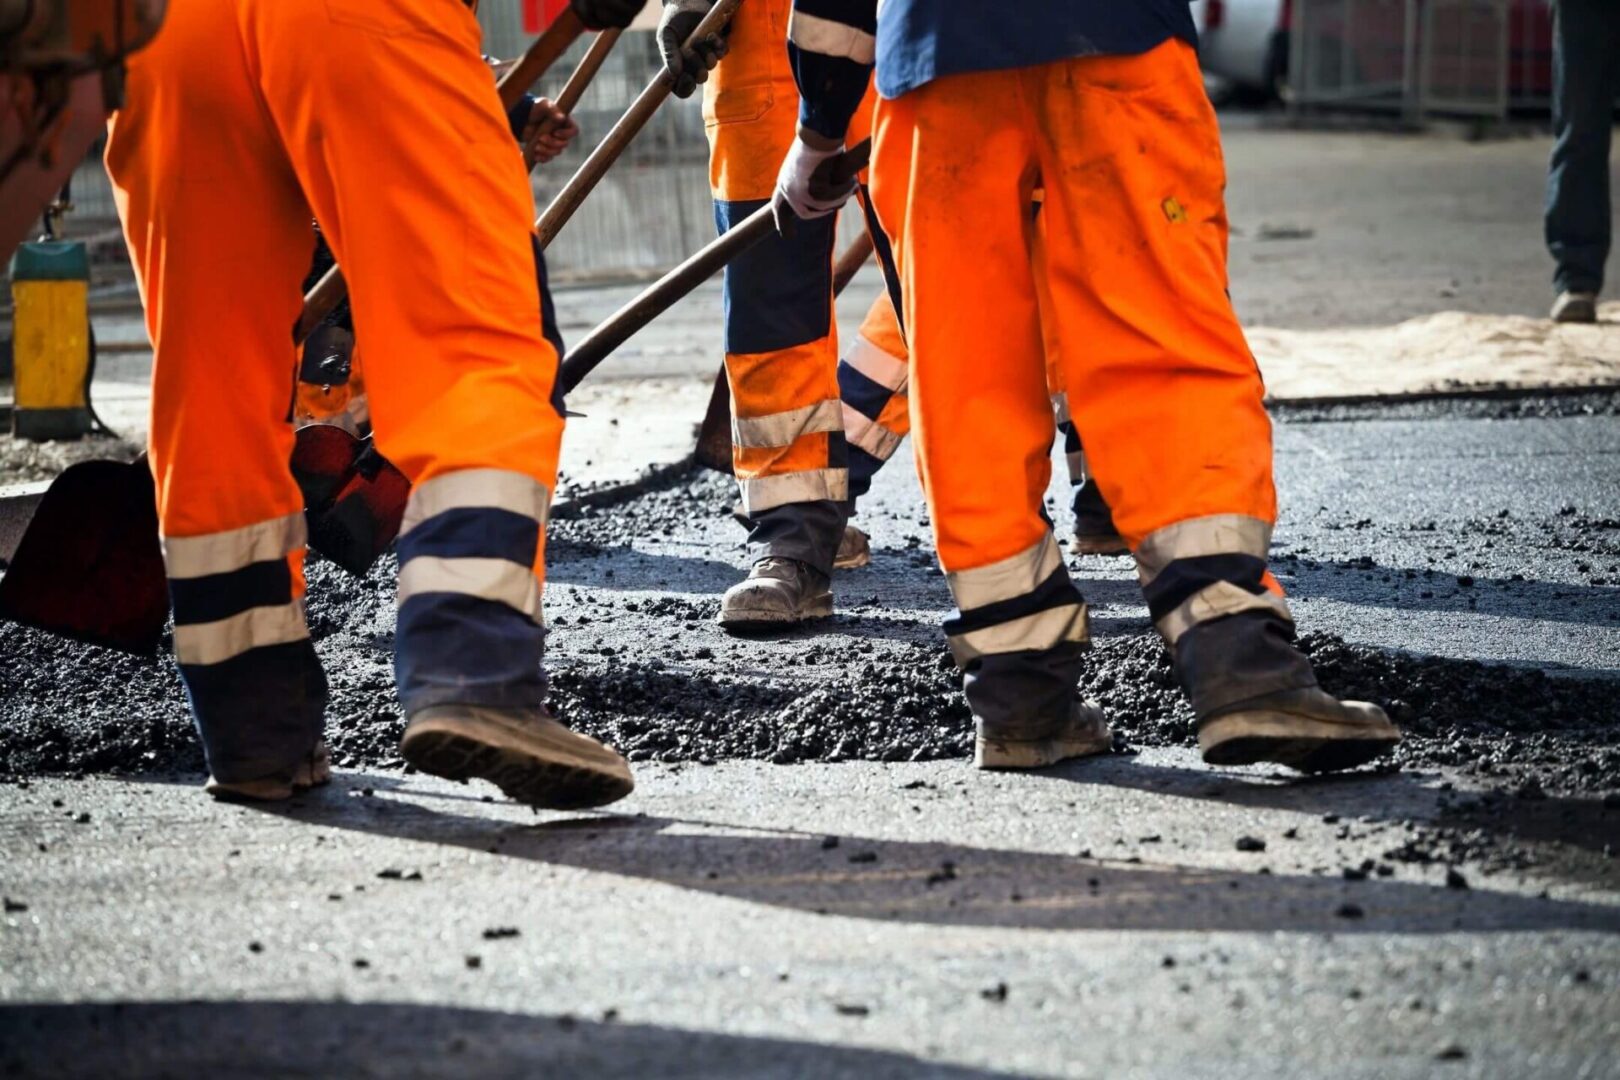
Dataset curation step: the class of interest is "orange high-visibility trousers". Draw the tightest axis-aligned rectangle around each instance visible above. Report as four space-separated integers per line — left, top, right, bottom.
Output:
106 0 562 781
869 39 1288 727
703 0 891 572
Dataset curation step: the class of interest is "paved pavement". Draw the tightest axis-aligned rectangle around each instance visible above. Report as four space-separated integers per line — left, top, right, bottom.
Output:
3 123 1620 1079
4 395 1619 1078
3 754 1617 1080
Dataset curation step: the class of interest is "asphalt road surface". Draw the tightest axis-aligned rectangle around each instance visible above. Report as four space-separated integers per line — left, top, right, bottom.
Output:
2 390 1618 1077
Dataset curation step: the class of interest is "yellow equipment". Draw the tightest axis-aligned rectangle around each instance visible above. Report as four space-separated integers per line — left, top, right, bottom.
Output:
9 239 91 440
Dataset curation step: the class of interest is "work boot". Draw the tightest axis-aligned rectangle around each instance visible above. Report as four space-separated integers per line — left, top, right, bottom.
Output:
1072 478 1128 556
205 740 332 802
975 698 1114 770
400 705 633 810
834 524 871 570
1176 611 1401 774
718 556 832 630
1551 290 1598 323
1199 687 1401 774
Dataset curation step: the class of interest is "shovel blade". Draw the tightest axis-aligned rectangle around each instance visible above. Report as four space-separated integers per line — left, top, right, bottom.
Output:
306 448 410 577
693 366 735 475
0 458 169 654
291 425 410 576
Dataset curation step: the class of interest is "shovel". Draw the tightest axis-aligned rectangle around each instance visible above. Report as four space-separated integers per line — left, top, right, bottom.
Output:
559 140 872 393
0 17 590 653
693 227 874 474
536 0 744 249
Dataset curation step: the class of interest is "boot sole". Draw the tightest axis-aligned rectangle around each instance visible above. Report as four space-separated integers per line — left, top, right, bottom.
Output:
975 731 1112 770
400 714 633 811
717 594 834 632
1200 711 1401 773
205 743 332 803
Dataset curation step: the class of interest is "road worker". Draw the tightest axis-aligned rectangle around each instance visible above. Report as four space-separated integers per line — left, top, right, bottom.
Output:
106 0 644 805
661 0 895 628
295 93 580 432
777 0 1403 773
837 201 1128 563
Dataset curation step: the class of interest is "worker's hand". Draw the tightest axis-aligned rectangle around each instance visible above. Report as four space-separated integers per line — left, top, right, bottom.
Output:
570 0 647 30
772 130 857 236
658 0 728 99
520 97 580 169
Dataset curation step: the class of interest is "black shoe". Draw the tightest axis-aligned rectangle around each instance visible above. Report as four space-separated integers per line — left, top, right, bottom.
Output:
1073 479 1127 556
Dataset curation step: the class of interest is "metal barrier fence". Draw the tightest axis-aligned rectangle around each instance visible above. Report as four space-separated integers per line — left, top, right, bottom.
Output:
14 26 851 290
1290 0 1515 121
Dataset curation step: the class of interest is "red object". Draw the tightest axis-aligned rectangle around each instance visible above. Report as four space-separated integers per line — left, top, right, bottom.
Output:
523 0 572 33
1206 0 1225 31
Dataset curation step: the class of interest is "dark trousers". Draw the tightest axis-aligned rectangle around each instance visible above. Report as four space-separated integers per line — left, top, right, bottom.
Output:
1545 0 1620 295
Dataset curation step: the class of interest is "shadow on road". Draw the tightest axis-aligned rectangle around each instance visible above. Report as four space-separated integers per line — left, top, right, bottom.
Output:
0 1000 1011 1079
1278 556 1620 630
268 780 1620 937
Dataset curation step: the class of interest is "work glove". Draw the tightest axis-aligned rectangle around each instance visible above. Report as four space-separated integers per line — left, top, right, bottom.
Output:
570 0 646 31
658 0 728 99
772 134 858 237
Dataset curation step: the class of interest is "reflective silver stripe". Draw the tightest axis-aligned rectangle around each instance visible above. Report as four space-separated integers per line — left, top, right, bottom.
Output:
737 468 849 515
788 10 876 63
1065 450 1087 485
842 334 907 393
397 556 541 620
173 600 309 667
1156 581 1293 646
163 512 306 580
946 533 1063 613
1052 392 1072 427
1135 515 1273 587
732 399 842 450
842 404 904 462
949 602 1090 664
401 469 550 537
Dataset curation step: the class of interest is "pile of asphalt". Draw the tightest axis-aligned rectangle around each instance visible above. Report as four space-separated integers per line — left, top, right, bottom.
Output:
2 458 1617 802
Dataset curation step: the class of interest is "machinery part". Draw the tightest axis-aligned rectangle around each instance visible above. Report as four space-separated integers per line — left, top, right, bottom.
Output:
1 1 167 264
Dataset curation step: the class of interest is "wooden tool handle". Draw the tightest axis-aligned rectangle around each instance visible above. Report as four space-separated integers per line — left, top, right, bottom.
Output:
495 8 587 112
559 139 871 393
831 228 873 296
527 26 620 144
535 0 744 249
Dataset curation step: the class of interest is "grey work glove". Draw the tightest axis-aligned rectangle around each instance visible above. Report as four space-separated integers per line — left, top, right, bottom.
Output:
658 0 728 99
570 0 647 30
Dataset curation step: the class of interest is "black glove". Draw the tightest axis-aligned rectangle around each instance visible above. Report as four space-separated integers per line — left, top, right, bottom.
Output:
658 0 728 99
570 0 646 31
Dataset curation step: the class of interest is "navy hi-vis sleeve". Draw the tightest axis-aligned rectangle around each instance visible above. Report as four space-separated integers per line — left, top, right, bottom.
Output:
788 0 878 141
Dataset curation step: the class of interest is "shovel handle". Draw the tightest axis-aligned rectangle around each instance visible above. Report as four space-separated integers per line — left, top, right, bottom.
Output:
527 26 620 146
294 13 589 345
831 228 873 296
495 8 588 112
559 138 870 394
535 0 744 249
